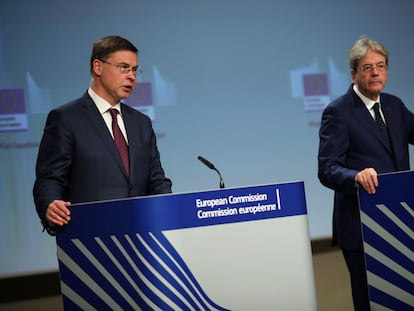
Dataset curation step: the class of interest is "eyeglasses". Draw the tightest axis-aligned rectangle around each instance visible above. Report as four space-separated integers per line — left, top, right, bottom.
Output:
98 59 142 76
358 63 388 73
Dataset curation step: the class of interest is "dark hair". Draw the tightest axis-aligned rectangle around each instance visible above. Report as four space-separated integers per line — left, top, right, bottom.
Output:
90 35 138 73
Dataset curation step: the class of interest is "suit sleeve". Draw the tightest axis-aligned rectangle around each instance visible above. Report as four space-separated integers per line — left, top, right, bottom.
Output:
402 103 414 145
33 109 73 225
318 105 359 196
146 126 172 195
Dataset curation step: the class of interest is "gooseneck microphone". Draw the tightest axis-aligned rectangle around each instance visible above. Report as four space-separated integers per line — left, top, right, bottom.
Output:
197 156 225 189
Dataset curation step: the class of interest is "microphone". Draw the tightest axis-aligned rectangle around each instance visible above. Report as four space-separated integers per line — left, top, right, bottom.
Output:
197 156 225 189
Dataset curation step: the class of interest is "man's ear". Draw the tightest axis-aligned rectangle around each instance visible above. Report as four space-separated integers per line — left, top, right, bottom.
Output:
92 59 103 76
350 69 356 82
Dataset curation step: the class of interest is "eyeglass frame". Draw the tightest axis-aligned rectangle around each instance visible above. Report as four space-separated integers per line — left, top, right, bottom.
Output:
357 62 388 73
97 58 142 76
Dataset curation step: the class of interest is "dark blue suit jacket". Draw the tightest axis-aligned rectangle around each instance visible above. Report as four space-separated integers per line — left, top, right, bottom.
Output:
318 85 414 250
33 92 172 224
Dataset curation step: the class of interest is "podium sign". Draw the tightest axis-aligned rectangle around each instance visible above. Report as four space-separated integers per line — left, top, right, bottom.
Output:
56 182 317 310
358 171 414 309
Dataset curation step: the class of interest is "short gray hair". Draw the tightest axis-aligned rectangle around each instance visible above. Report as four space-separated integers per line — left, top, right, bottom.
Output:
348 36 388 71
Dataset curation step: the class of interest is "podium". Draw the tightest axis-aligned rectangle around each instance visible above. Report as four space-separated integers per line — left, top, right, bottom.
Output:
358 171 414 309
56 181 317 310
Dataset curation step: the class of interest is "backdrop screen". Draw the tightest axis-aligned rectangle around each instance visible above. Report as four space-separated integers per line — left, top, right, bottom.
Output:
1 0 414 277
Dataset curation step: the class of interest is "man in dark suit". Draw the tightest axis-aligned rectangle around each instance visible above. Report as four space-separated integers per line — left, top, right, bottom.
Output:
318 36 414 310
33 35 172 235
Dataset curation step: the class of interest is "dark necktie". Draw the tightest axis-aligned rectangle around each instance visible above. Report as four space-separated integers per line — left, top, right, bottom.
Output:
109 108 129 175
373 102 391 151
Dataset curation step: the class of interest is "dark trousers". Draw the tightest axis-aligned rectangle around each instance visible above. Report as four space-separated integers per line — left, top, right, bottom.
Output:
342 250 370 311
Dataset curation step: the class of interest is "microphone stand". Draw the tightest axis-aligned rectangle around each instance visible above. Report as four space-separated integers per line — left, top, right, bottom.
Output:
197 156 225 189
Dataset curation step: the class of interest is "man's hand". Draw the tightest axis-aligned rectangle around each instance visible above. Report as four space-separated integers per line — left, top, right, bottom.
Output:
46 200 71 226
355 168 378 194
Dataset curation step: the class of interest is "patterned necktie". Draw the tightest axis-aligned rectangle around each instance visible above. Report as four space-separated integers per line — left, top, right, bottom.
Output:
109 108 129 175
373 102 391 151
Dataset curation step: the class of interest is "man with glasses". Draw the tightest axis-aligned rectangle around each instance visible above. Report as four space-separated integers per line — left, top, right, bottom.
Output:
318 36 414 310
33 35 172 235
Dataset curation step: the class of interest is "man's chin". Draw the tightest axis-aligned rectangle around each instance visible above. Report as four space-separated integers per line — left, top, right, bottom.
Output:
119 92 132 100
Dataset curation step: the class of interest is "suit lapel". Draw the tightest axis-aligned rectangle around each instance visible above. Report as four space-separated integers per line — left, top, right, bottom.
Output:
380 98 399 156
81 93 130 178
121 105 137 180
348 88 393 154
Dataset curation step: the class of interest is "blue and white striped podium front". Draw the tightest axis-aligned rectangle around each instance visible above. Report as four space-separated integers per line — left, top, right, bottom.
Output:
56 181 317 310
359 170 414 310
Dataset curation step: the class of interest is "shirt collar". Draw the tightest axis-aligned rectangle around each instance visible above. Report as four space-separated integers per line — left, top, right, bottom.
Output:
88 87 122 115
353 84 381 110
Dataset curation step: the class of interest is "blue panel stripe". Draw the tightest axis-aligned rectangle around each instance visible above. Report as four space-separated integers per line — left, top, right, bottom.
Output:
363 226 414 274
369 286 413 310
365 255 414 294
